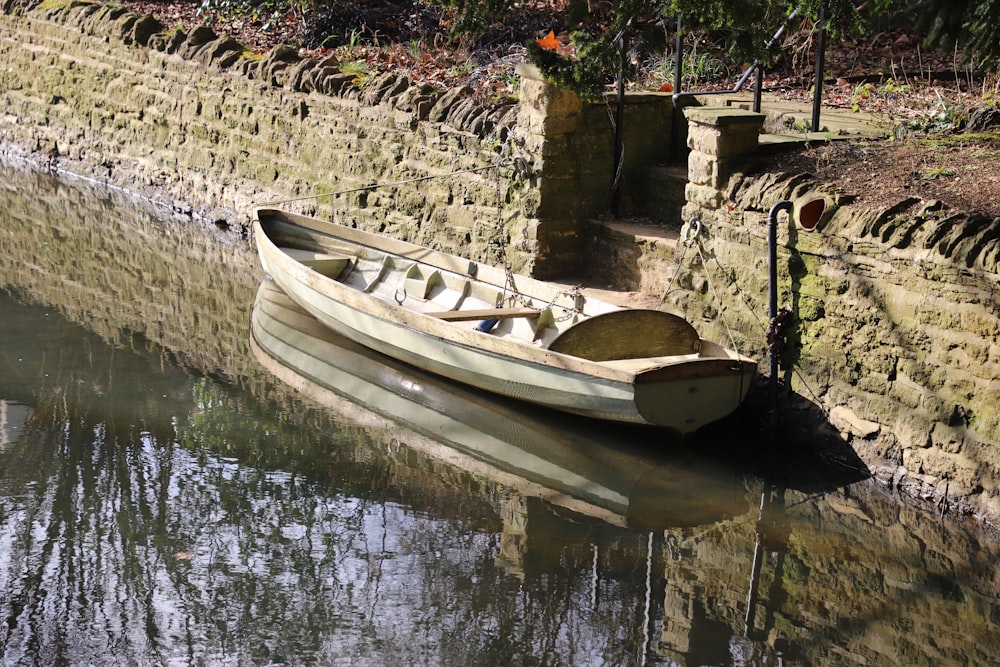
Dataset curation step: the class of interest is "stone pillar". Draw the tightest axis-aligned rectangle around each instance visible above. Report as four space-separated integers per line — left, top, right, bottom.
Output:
515 64 584 149
513 64 590 278
682 107 765 214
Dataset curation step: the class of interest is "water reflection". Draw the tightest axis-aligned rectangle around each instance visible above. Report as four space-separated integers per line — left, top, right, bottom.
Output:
0 400 31 451
1 159 999 666
250 279 744 535
0 282 678 665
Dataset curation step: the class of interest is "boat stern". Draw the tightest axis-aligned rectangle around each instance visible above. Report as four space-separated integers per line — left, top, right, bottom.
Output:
632 355 757 434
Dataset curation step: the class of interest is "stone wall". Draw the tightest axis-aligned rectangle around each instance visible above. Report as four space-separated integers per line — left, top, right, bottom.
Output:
0 1 673 279
674 106 1000 523
0 1 530 263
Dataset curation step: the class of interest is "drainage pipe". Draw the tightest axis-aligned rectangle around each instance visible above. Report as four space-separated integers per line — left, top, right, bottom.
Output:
765 197 826 437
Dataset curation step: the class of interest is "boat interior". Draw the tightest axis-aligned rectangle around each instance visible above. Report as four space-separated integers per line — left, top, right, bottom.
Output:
282 245 569 346
268 218 711 363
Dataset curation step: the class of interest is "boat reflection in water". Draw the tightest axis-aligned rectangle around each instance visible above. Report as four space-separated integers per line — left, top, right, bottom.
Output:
251 279 747 536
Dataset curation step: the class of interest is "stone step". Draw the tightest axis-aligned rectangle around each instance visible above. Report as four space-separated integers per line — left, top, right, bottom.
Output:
634 163 687 227
580 218 681 299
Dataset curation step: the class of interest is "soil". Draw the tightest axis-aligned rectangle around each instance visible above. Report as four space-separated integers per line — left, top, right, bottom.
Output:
123 0 1000 218
758 132 1000 217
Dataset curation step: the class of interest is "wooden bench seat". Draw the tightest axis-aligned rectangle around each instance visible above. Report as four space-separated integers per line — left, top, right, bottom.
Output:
281 247 353 278
427 307 541 322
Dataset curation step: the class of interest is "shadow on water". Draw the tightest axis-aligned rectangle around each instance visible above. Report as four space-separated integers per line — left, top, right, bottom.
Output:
695 402 870 502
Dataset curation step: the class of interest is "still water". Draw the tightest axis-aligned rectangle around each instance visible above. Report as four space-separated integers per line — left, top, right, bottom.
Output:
1 160 998 666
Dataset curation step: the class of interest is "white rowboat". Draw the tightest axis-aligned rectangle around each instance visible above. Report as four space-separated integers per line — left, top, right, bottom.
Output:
253 208 756 434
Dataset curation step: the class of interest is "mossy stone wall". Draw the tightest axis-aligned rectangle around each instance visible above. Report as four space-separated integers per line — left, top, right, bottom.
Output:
0 1 673 279
670 107 1000 524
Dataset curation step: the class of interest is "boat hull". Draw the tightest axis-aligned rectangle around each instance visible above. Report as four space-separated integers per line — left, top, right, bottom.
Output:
253 209 756 433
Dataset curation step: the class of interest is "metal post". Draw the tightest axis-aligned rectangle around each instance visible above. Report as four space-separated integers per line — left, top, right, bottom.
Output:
669 18 684 163
612 32 627 216
766 197 825 436
744 477 773 635
674 16 683 96
812 4 826 132
753 65 763 113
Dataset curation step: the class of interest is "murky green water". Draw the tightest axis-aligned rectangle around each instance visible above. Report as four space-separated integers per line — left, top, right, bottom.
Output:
1 159 998 666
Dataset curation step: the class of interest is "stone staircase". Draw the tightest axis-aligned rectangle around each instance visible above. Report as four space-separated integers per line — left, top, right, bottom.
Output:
585 93 890 295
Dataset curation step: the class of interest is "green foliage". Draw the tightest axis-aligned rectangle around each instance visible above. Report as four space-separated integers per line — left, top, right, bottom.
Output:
849 79 909 112
425 0 515 34
527 0 673 100
522 0 870 100
668 0 867 66
199 0 290 29
894 101 968 137
340 59 372 87
526 34 616 101
911 0 1000 68
920 166 955 179
653 49 731 89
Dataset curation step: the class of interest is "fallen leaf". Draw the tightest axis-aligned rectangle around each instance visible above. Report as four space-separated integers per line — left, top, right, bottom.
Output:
535 30 562 52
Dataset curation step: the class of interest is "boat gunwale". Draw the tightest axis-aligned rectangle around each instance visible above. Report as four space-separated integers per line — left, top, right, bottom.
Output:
257 208 604 314
255 213 757 378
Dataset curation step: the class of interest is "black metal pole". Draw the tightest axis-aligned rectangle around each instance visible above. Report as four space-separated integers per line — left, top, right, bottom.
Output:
744 476 773 635
612 33 626 217
670 17 683 163
674 16 683 96
753 65 763 113
812 4 826 131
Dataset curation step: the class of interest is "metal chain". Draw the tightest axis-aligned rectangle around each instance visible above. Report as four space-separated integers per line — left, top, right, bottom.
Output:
489 128 532 307
698 234 830 413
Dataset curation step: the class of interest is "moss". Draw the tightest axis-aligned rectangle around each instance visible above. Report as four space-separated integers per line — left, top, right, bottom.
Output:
918 131 1000 147
36 0 76 10
797 295 825 321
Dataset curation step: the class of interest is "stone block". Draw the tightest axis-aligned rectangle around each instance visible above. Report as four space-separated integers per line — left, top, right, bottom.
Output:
685 182 724 210
687 150 716 187
685 107 764 159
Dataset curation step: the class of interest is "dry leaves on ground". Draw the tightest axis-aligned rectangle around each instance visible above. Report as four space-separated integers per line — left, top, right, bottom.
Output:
123 0 1000 218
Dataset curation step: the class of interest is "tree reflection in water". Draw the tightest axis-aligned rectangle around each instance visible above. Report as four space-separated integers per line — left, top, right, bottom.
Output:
0 293 672 665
